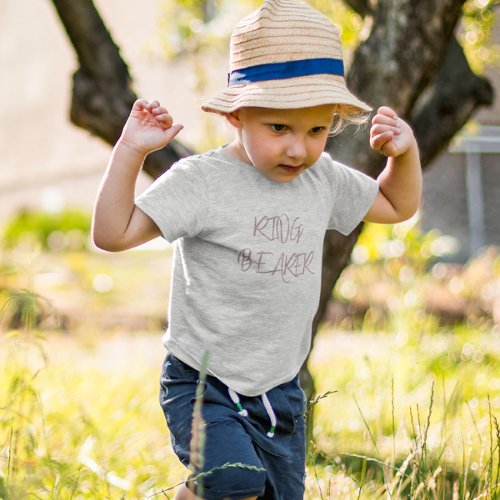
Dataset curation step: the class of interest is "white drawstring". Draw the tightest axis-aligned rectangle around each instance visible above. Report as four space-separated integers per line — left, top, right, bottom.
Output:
261 393 277 438
227 388 277 438
228 388 248 416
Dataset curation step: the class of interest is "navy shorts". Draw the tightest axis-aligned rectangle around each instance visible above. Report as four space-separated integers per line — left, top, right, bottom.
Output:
159 353 307 500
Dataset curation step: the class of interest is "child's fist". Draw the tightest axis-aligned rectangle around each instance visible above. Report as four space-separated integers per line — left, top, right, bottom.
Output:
370 106 414 158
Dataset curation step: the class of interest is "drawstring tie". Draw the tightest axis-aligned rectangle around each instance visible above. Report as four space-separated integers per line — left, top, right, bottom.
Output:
228 388 277 438
228 388 248 416
261 393 277 438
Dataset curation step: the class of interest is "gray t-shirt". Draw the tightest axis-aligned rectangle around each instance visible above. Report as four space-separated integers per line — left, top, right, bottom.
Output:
136 146 378 396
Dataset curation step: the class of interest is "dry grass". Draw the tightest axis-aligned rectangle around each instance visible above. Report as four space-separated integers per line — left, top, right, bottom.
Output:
0 242 499 498
0 326 498 499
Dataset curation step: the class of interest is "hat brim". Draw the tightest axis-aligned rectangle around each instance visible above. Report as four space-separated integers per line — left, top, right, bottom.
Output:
201 74 371 114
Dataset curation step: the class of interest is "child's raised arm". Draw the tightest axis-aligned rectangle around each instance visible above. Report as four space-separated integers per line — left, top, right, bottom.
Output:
92 99 183 252
364 106 422 224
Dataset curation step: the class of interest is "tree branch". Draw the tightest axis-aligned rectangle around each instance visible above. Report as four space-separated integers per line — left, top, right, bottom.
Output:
49 0 192 179
50 0 130 83
411 37 495 167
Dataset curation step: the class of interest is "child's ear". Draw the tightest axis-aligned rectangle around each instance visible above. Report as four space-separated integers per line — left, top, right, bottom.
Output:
225 110 242 129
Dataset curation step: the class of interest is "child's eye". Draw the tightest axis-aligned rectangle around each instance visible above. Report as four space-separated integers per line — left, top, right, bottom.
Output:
310 126 326 135
269 124 287 133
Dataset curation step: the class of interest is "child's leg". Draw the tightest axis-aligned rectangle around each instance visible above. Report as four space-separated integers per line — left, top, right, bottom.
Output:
160 354 267 499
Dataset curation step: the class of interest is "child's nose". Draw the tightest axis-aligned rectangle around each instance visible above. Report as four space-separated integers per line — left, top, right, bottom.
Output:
286 137 307 161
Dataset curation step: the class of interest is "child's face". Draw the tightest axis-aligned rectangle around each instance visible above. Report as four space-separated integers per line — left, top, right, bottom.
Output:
226 105 336 183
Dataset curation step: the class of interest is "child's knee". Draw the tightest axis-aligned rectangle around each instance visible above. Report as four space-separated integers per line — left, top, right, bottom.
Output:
199 464 266 499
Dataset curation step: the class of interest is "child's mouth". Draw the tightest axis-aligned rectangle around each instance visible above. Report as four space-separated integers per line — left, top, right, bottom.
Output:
279 164 304 173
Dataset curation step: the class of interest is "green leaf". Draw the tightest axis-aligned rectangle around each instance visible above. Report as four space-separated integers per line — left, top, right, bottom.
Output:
0 476 9 500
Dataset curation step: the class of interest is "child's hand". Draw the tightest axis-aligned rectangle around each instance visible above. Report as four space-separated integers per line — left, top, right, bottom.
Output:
119 99 184 156
370 106 415 158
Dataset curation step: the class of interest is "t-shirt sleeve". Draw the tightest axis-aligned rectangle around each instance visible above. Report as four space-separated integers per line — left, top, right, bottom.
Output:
135 159 209 243
326 155 379 235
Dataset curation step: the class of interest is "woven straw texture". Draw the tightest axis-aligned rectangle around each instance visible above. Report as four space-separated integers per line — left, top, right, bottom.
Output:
202 0 370 114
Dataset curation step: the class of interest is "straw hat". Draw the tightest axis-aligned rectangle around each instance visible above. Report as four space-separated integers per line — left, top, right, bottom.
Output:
201 0 371 114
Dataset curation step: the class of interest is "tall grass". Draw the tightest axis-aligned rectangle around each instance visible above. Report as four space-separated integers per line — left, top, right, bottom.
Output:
0 332 184 498
1 325 497 498
308 325 499 499
0 240 498 498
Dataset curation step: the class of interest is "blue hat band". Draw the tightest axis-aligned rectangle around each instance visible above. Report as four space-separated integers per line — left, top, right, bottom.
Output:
228 57 344 86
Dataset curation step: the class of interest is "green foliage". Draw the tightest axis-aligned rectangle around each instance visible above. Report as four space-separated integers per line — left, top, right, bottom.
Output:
334 218 500 332
308 0 363 50
1 289 55 331
158 0 499 69
334 218 456 331
3 208 91 251
158 0 231 58
158 0 362 59
0 477 7 500
461 0 500 72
